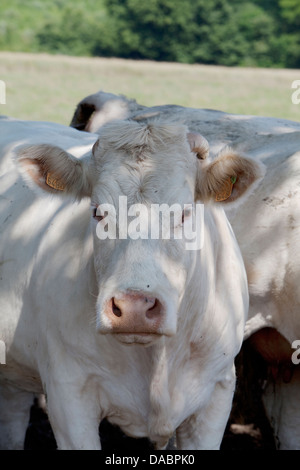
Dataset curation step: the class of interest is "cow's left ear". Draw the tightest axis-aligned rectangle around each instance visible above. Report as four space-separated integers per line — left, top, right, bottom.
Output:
195 148 266 205
17 144 93 199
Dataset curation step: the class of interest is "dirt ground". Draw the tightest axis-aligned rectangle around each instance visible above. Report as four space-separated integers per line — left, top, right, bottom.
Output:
23 339 276 451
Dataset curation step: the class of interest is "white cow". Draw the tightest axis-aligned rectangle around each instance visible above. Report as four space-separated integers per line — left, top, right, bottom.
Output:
70 91 300 449
0 116 263 450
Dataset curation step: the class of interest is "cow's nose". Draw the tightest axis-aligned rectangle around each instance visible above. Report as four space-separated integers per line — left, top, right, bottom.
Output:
112 295 157 318
106 292 164 334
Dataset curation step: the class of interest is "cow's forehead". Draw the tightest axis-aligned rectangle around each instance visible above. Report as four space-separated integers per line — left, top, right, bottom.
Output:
95 120 193 164
93 146 195 206
93 158 194 208
92 121 196 203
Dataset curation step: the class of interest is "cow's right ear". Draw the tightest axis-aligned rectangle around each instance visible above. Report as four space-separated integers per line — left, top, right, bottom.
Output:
195 148 265 207
17 144 93 199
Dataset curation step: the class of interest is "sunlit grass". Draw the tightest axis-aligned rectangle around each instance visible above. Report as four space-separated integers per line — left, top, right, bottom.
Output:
0 51 299 125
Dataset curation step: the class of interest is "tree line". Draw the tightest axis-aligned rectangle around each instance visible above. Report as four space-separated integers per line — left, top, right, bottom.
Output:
0 0 299 68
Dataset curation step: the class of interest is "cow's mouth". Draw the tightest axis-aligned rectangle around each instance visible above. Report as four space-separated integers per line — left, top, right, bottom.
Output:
114 333 161 346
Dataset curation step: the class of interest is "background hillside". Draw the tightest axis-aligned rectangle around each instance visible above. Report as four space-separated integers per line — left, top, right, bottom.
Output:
1 52 299 124
0 0 299 68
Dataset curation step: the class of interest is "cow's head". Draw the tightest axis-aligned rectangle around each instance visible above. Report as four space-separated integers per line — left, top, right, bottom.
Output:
18 121 264 346
70 90 134 132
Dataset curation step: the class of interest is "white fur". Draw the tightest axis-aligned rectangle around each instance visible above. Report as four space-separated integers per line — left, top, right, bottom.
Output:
71 90 300 450
0 117 254 450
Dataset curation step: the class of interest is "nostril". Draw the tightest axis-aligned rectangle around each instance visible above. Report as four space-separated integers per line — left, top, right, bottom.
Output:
112 298 122 317
145 299 162 320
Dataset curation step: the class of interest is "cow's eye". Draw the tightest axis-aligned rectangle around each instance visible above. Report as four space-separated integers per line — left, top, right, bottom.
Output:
182 206 192 224
92 207 104 222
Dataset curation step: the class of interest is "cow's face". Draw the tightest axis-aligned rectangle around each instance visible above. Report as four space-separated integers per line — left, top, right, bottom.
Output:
18 121 265 345
89 123 204 345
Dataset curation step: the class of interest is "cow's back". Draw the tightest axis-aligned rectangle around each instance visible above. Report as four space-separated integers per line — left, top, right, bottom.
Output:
227 140 300 341
0 119 97 384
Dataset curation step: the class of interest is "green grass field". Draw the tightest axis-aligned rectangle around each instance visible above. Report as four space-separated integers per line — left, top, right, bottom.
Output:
1 51 300 125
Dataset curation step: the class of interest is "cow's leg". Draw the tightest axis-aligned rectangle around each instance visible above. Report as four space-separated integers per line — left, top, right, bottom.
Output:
0 383 33 449
176 368 236 450
45 375 102 450
263 367 300 450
